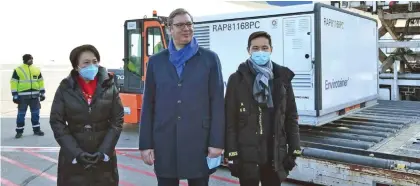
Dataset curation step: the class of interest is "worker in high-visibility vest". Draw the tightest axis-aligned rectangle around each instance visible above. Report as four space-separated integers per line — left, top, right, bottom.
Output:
10 54 46 138
153 41 164 54
127 56 141 76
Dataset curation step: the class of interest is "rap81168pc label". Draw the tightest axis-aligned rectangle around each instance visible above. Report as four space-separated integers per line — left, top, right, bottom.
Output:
212 21 260 32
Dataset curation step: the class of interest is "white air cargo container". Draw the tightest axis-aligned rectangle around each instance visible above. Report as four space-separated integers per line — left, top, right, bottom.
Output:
193 3 379 126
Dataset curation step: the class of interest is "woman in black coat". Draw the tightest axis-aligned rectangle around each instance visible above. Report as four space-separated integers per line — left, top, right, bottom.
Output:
50 44 124 186
224 31 301 186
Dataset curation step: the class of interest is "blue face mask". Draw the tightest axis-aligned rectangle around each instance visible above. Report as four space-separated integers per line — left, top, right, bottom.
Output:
251 51 271 65
206 155 222 169
79 64 99 80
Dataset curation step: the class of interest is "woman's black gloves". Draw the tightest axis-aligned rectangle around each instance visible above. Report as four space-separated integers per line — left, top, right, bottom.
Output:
76 152 106 170
91 152 105 163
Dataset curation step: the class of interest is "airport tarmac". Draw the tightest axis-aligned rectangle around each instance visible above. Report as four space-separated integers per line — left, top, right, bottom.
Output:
0 65 304 185
1 116 303 185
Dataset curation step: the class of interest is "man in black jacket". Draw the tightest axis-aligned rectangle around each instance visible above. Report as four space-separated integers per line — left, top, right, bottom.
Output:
224 31 301 186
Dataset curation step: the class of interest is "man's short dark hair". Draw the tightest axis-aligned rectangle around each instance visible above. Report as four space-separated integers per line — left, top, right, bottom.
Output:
69 44 100 69
168 8 193 26
22 54 33 62
247 31 272 49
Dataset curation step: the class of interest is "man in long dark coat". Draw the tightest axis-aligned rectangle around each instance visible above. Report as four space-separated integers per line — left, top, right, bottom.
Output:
138 8 225 186
224 31 301 186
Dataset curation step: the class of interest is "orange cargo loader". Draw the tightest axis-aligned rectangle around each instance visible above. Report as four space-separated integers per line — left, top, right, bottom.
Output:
120 93 143 124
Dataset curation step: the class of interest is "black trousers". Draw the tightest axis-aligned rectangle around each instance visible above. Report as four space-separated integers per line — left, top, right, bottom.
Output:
157 176 209 186
239 163 281 186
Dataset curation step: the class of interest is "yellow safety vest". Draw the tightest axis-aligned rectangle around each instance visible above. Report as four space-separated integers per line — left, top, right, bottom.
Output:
10 64 45 97
153 42 164 54
127 56 141 76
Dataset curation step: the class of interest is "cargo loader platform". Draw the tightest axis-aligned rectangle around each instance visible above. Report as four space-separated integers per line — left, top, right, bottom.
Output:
290 100 420 186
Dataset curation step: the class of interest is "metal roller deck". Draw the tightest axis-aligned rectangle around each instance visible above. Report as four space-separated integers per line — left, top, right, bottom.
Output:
299 100 420 158
290 100 420 186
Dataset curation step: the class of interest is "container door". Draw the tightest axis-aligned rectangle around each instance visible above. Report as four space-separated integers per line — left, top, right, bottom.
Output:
283 16 313 88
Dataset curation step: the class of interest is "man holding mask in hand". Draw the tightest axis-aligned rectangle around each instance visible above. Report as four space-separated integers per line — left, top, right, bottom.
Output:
138 8 225 186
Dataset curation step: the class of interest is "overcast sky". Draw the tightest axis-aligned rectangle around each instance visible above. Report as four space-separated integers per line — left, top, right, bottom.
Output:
2 1 415 68
0 0 262 68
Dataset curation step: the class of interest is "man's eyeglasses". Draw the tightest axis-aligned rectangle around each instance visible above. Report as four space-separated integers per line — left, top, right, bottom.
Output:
172 22 193 29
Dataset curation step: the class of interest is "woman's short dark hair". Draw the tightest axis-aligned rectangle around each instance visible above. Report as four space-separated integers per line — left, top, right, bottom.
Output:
69 44 100 69
247 31 272 49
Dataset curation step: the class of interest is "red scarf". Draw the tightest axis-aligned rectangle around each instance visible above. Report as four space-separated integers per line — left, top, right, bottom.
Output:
77 75 98 104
